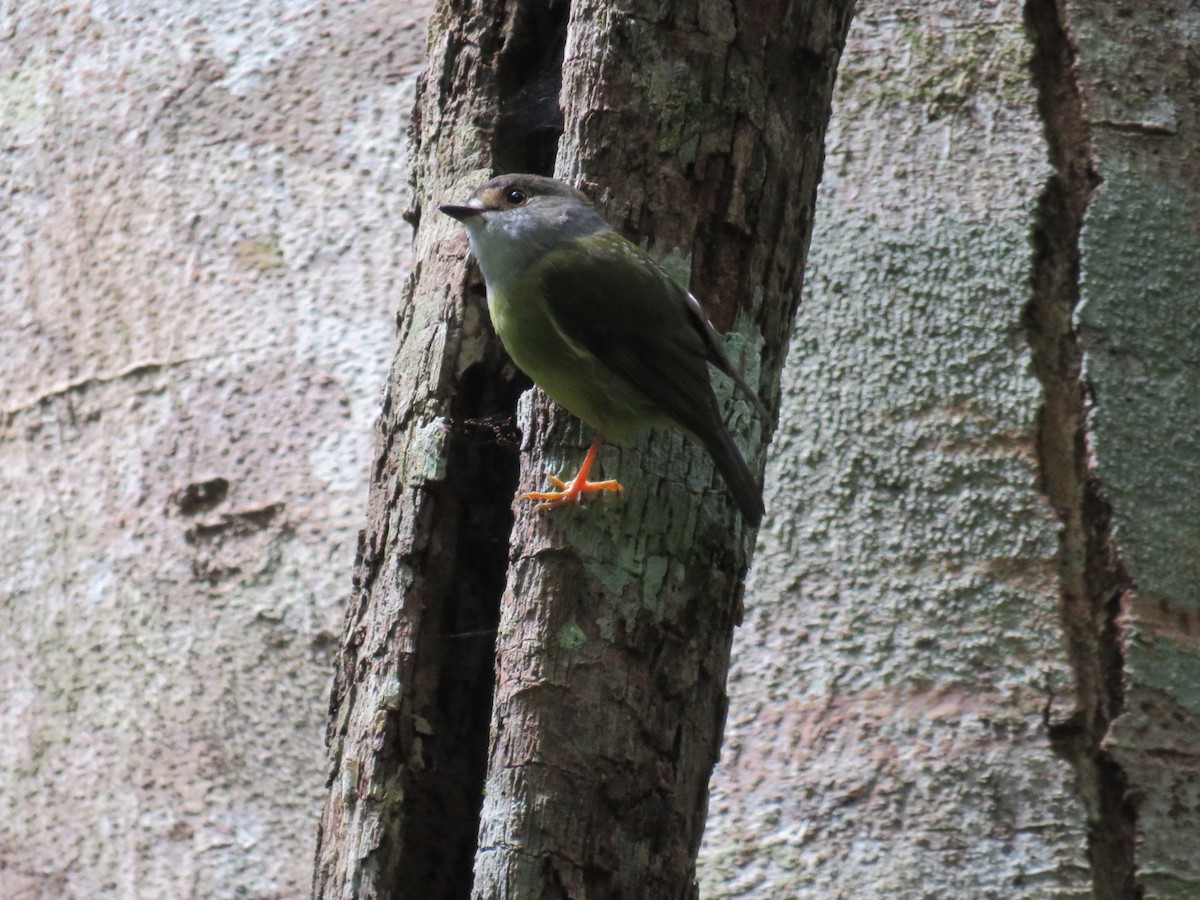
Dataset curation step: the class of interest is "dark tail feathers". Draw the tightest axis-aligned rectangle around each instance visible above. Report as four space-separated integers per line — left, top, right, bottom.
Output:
702 427 764 527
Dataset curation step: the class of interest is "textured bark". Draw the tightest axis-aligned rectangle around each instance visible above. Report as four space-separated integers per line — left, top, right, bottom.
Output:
700 1 1200 898
1057 1 1200 896
313 2 563 896
0 2 427 897
471 3 854 899
0 0 432 897
700 2 1092 896
1025 3 1137 896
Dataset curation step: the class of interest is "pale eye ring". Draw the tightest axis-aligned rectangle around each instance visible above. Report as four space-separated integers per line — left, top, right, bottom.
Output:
506 188 527 205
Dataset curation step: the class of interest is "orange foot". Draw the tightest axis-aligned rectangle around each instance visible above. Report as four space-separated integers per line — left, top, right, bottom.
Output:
520 434 623 511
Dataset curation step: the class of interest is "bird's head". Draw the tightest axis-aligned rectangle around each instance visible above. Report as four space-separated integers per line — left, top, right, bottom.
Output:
440 174 610 279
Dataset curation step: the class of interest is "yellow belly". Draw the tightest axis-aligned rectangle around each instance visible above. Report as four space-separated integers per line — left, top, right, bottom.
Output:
488 282 660 442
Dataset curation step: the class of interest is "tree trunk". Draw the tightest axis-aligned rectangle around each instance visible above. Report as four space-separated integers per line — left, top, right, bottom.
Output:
1054 1 1200 896
700 1 1200 898
0 3 428 896
312 2 534 896
473 5 855 898
315 1 854 898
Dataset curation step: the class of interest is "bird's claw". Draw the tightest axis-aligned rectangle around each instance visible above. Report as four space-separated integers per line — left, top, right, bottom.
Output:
521 475 623 511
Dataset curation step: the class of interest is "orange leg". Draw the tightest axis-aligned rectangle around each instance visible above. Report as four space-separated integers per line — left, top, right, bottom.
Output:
521 433 623 511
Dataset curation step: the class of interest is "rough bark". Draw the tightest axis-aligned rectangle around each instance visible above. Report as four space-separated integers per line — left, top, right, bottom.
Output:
1056 1 1200 896
471 2 854 898
700 2 1092 896
315 1 852 898
700 1 1200 898
1025 2 1136 896
313 1 564 896
0 2 427 897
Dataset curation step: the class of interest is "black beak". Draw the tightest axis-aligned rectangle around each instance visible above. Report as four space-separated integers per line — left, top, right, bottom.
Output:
439 204 483 222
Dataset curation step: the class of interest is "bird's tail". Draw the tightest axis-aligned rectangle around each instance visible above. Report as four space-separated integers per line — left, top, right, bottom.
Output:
702 427 765 527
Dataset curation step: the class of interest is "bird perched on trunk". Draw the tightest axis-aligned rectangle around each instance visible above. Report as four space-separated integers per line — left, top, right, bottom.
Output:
440 174 768 526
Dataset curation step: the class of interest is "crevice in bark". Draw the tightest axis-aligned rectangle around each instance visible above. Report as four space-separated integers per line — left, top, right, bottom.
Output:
1023 2 1140 898
383 5 571 897
391 359 526 899
317 3 574 895
494 0 570 176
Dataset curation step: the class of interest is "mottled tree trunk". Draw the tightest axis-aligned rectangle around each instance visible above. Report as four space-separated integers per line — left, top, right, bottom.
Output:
312 2 533 896
699 1 1200 898
0 3 427 897
315 1 853 898
473 4 854 898
1049 1 1200 897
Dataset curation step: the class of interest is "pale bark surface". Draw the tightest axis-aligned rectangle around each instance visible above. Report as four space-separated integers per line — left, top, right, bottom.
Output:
1066 1 1200 896
0 1 428 896
701 1 1200 898
701 2 1090 896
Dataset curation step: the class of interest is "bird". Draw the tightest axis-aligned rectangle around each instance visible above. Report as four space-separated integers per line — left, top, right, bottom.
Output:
440 174 768 526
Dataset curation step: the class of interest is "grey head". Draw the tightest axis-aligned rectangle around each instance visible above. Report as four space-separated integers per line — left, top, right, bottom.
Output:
440 174 611 277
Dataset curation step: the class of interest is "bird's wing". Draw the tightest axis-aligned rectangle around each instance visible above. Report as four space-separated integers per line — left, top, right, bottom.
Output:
679 288 770 420
533 229 756 439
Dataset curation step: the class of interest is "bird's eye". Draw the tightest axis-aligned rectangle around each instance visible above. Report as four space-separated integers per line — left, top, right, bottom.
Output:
505 188 527 205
